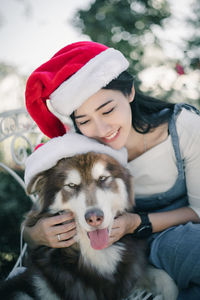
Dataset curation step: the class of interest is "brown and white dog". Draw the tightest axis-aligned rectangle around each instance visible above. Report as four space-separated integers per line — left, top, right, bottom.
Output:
0 134 150 300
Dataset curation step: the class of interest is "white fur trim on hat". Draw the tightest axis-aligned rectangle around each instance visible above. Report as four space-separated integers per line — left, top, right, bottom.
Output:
49 48 129 116
24 133 128 187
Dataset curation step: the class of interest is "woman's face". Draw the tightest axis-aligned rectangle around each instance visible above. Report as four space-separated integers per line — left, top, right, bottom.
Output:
74 88 134 150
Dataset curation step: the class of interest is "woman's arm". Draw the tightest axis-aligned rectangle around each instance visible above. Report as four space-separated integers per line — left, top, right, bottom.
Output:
177 109 200 218
149 206 200 233
108 206 200 246
23 212 76 248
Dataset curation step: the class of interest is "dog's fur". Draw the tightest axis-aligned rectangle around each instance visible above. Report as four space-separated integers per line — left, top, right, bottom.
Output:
0 152 149 300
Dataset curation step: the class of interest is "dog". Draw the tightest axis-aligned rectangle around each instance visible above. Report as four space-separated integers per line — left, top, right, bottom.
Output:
0 150 151 300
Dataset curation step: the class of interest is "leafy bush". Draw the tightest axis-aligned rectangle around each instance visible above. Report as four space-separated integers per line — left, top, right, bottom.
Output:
0 170 32 280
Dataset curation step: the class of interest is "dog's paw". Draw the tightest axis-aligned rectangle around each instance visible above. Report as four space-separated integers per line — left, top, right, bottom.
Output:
146 265 178 300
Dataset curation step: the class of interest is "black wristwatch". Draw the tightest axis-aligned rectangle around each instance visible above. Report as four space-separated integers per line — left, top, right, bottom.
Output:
133 212 152 238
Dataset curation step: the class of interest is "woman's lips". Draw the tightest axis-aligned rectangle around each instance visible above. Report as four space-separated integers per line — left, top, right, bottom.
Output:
102 129 120 143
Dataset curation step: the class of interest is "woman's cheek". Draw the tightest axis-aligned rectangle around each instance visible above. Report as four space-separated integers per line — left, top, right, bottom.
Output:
78 125 94 138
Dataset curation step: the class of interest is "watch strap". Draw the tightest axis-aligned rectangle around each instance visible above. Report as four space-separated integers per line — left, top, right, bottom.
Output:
133 212 152 238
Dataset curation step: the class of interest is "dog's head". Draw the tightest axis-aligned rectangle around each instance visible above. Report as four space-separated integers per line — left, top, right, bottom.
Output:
27 152 134 250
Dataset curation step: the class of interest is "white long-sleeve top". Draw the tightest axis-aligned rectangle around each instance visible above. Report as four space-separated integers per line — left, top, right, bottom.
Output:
128 108 200 217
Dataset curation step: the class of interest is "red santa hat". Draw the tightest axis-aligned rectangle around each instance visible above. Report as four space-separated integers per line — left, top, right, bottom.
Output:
25 41 129 138
24 133 128 188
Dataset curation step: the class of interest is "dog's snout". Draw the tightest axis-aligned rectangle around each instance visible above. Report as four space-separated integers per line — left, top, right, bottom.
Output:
85 209 104 227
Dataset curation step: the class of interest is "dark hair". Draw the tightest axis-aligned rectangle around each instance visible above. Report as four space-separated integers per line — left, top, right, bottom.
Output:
70 71 175 134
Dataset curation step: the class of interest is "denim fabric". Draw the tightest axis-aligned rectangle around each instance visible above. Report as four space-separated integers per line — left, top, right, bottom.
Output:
135 104 200 299
149 223 200 299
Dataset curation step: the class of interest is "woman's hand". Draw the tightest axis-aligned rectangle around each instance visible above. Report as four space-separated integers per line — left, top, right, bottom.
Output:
107 212 140 247
24 211 76 248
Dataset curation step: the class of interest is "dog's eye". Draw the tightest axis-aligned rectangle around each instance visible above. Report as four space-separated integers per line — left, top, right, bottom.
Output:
99 176 110 182
64 183 78 189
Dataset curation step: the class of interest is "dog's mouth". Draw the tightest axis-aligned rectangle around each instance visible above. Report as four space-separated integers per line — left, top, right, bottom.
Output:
87 228 109 250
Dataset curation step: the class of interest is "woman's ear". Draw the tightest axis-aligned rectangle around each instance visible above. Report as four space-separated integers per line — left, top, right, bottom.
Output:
128 85 135 103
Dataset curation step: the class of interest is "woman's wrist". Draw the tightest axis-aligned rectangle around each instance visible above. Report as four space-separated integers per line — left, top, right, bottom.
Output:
126 212 141 234
23 226 38 249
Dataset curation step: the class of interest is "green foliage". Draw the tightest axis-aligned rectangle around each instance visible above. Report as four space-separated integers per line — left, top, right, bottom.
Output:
0 171 32 280
73 0 171 88
185 0 200 70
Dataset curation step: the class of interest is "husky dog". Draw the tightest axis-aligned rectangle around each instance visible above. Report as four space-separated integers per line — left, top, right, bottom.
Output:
0 150 150 300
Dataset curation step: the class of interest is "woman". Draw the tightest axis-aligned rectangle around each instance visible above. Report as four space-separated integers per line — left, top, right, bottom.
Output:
24 41 200 299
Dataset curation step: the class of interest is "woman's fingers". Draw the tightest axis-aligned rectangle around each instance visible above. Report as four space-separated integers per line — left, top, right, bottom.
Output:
52 221 76 236
48 228 77 248
31 211 76 248
107 214 129 246
46 211 74 226
48 212 77 248
54 236 76 249
56 228 77 242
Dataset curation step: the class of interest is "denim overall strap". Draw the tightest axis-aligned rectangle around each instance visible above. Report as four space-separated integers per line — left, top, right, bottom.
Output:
168 104 185 179
171 102 200 178
135 104 189 212
177 102 200 116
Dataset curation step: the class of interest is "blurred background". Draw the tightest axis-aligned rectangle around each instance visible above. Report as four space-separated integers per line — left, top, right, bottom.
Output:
0 0 200 114
0 0 200 279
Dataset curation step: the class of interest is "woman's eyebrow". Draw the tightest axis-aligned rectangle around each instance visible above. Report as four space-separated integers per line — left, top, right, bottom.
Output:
96 100 113 111
74 100 114 119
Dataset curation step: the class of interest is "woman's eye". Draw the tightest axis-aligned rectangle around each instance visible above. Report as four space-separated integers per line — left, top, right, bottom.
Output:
103 107 115 115
79 120 89 126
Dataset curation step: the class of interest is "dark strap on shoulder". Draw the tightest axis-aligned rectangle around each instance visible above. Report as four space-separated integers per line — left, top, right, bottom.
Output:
174 103 200 117
169 103 200 177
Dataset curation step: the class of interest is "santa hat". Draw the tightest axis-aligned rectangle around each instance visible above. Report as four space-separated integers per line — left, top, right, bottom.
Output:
24 133 128 188
25 41 129 138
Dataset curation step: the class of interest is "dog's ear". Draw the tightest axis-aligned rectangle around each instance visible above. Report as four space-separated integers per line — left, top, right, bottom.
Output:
26 172 47 195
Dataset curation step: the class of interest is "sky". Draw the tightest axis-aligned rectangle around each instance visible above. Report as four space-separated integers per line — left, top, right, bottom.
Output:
0 0 194 75
0 0 93 74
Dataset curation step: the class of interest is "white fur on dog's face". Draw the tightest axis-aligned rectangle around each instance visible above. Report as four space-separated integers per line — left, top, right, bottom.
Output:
49 158 129 234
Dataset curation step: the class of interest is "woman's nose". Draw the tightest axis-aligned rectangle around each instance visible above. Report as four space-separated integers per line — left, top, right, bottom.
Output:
94 119 111 137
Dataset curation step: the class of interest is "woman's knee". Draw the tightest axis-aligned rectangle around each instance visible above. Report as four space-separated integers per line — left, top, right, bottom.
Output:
149 222 200 288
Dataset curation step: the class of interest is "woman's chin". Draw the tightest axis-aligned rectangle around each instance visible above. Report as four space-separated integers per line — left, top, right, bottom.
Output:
106 140 126 150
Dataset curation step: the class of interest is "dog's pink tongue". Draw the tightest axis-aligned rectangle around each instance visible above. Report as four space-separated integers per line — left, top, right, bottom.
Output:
88 228 108 250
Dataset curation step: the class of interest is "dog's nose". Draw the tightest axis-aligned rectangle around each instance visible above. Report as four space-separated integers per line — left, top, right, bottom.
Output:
85 209 104 227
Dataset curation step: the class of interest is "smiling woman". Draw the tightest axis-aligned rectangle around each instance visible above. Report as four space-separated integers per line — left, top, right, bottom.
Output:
73 88 133 150
22 40 200 299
